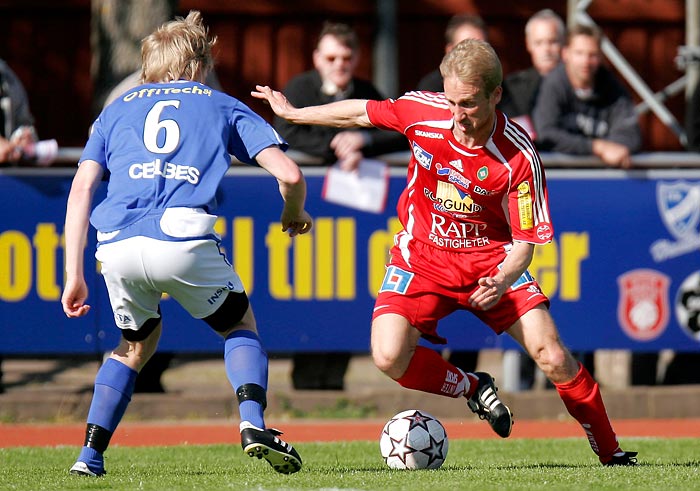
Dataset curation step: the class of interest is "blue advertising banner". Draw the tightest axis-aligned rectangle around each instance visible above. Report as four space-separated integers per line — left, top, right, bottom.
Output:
1 167 699 354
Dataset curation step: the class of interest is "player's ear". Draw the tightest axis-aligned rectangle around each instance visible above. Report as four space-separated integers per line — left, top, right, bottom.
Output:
492 85 503 105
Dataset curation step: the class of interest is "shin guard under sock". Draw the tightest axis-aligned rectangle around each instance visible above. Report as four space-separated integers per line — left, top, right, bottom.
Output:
395 346 475 398
224 330 268 429
555 363 620 458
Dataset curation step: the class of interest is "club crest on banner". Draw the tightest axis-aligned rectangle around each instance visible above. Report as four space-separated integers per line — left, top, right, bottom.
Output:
650 181 700 261
617 269 670 341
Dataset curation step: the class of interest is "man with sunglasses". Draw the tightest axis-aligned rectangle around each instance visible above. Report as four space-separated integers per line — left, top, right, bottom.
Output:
274 21 406 173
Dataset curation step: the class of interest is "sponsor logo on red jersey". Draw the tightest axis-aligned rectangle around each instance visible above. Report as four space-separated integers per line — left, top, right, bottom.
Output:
412 142 433 170
617 269 670 341
415 129 444 139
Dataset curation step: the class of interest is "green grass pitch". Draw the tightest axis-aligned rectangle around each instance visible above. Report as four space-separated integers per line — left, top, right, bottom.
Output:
1 438 698 490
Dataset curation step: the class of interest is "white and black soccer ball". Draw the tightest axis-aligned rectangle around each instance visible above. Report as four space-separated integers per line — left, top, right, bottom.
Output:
379 409 448 470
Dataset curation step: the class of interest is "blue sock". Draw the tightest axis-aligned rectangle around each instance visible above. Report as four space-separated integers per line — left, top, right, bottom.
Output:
224 330 268 429
78 358 137 471
76 447 103 474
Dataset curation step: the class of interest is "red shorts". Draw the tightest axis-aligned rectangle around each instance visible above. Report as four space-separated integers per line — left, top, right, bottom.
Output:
372 240 549 344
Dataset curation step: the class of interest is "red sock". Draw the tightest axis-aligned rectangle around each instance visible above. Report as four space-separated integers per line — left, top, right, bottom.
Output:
395 346 477 398
554 363 620 460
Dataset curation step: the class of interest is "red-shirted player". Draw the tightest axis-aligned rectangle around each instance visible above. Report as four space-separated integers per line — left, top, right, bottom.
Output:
253 38 637 466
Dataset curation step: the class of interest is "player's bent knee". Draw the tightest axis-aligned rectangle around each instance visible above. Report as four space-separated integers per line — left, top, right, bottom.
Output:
371 349 404 378
536 346 571 375
547 346 571 368
203 291 250 332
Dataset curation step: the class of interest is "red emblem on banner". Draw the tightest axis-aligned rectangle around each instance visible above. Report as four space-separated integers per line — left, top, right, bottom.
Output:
617 269 670 341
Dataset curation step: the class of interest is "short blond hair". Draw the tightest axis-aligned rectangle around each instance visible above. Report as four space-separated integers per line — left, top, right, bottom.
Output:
140 10 216 83
439 38 502 96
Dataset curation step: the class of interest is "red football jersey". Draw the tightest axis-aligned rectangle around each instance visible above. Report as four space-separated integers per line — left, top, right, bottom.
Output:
366 91 554 254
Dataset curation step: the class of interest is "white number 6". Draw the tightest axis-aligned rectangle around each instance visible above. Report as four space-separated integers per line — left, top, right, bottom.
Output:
143 100 181 153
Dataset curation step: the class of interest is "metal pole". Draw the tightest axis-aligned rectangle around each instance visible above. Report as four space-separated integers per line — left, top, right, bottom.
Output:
569 0 593 26
687 0 700 99
373 0 399 98
636 75 688 114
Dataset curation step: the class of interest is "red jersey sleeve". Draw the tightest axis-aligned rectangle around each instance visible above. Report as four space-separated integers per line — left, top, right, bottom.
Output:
507 150 554 245
366 98 405 133
366 91 448 134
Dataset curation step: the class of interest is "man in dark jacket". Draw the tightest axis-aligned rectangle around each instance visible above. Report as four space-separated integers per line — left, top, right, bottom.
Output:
532 24 641 167
498 9 565 138
275 22 406 171
0 59 38 165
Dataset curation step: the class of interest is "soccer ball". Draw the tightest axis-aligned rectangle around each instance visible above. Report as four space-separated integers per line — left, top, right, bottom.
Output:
379 409 448 470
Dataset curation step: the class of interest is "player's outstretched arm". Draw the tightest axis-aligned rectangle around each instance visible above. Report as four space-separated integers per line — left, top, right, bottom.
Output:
252 85 373 129
61 160 104 318
256 146 313 237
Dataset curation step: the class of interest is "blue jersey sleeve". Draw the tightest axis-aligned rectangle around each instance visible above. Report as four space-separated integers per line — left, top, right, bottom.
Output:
228 101 288 164
80 117 108 168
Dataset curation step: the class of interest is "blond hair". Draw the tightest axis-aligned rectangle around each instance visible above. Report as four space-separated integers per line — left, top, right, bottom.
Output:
140 10 216 83
439 38 502 96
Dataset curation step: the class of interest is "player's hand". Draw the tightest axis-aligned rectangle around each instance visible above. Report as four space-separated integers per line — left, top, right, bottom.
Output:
251 85 296 119
468 276 506 311
281 209 313 237
61 277 91 318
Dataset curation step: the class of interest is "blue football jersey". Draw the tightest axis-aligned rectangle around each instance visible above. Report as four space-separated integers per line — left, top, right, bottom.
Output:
80 81 287 239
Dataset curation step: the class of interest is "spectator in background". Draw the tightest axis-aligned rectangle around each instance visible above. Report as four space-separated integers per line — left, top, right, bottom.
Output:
532 24 642 168
0 58 38 166
498 9 565 139
417 13 488 92
275 21 406 391
274 21 406 172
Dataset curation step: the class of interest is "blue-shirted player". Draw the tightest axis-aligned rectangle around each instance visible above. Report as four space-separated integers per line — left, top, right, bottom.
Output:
61 10 312 476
